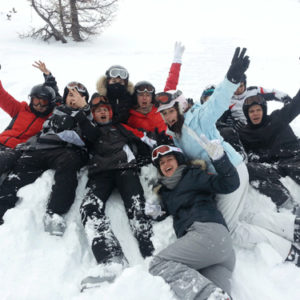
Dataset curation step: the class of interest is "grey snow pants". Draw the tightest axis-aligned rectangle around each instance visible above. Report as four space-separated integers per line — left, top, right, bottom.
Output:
149 222 235 300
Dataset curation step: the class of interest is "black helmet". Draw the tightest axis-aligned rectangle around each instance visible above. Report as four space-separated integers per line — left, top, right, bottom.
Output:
134 80 156 105
242 94 267 124
152 144 186 169
29 84 56 103
241 74 247 86
62 81 89 104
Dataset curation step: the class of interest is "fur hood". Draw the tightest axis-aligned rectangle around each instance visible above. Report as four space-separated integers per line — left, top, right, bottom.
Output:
96 75 135 96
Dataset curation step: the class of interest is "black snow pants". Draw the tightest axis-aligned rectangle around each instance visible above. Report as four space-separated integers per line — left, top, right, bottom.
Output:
80 169 154 265
277 155 300 186
0 147 87 221
247 162 292 207
0 144 21 178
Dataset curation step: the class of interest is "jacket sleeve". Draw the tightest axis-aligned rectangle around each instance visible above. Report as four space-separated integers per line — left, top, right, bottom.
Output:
259 86 291 104
74 109 101 142
43 73 63 104
164 63 181 92
199 78 239 125
0 80 23 117
194 153 240 194
273 89 300 125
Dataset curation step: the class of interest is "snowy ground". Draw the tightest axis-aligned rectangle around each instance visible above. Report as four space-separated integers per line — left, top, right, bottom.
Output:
0 0 300 299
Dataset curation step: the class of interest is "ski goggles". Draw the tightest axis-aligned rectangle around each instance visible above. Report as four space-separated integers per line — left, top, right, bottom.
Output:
90 95 109 107
244 95 265 106
31 98 49 107
152 145 183 162
108 68 128 80
155 90 182 105
136 84 155 94
67 81 87 93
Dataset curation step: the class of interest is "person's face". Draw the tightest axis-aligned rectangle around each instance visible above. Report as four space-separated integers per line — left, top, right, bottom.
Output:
108 77 125 85
234 82 246 95
137 92 152 110
202 95 210 103
93 106 110 124
161 107 178 127
159 154 178 177
248 104 263 125
31 97 49 113
65 89 84 109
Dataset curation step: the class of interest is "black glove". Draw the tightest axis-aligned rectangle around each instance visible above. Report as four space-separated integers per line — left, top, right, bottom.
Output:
226 47 250 84
49 114 75 132
154 128 173 145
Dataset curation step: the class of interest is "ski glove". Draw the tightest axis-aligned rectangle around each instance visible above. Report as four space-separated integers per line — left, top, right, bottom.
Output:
153 128 173 146
197 134 224 161
226 47 250 84
173 41 185 63
145 202 162 219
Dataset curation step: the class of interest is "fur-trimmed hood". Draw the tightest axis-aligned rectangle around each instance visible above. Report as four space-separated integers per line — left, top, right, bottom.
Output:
96 75 135 96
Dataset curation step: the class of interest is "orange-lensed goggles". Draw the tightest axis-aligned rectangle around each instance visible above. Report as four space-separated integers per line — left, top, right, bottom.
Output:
90 95 109 107
155 90 182 105
31 98 49 107
244 95 265 106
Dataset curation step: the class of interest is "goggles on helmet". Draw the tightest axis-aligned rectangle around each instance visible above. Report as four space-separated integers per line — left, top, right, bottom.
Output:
108 68 128 80
136 84 155 94
244 95 265 106
90 95 109 108
152 145 183 162
31 98 49 107
155 90 183 105
67 81 87 93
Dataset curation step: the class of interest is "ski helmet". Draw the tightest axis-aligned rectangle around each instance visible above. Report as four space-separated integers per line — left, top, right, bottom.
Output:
105 65 129 86
29 84 56 103
156 90 188 115
242 94 267 124
152 144 186 170
133 80 156 105
62 81 89 104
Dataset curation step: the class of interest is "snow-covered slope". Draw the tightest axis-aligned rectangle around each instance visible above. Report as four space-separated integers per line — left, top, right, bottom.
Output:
0 0 300 299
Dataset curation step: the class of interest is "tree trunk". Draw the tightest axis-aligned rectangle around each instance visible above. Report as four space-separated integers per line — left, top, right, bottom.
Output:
31 0 67 43
69 0 83 41
58 0 68 36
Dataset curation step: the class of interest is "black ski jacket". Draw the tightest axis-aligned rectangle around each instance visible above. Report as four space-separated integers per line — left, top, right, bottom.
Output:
238 89 300 163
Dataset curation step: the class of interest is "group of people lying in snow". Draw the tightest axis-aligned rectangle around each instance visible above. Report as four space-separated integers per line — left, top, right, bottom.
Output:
0 43 300 300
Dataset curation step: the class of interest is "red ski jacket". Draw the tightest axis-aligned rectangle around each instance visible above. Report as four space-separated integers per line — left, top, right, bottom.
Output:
0 81 51 149
127 63 181 133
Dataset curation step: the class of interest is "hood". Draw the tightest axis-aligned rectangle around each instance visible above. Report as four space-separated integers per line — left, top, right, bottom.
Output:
96 75 135 96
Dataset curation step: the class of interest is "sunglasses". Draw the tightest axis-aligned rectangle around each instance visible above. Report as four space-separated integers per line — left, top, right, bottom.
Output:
67 81 87 93
152 145 183 161
108 68 128 80
32 98 49 107
244 95 265 106
155 90 182 105
136 85 155 94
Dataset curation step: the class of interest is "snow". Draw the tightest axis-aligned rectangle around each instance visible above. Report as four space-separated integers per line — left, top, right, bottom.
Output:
0 0 300 299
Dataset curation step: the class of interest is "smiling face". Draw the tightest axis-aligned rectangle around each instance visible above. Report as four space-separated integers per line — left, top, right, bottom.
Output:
93 106 111 124
248 104 263 125
161 107 178 127
31 97 49 113
159 154 179 177
234 82 246 95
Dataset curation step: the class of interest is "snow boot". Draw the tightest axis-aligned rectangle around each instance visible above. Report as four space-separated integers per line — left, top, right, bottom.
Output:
43 211 66 236
294 217 300 242
207 288 232 300
80 260 126 292
286 244 300 267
